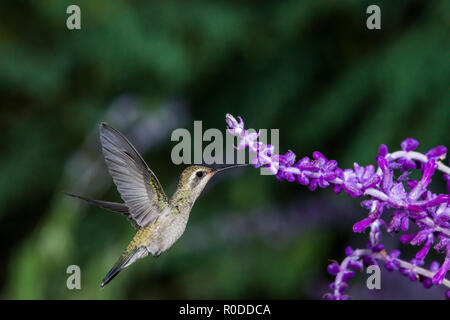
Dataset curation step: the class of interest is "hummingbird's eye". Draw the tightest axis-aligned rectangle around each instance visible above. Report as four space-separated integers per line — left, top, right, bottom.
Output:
196 171 204 178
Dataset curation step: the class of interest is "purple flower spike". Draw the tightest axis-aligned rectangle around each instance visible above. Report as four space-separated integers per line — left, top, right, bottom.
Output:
401 138 419 152
225 114 450 299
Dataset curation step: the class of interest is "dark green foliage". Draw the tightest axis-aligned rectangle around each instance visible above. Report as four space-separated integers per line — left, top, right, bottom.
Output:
0 0 447 298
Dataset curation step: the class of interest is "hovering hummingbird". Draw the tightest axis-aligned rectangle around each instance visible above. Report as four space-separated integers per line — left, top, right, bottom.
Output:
65 123 246 288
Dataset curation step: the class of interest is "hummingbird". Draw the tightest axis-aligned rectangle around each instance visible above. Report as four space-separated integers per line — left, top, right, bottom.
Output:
65 123 246 288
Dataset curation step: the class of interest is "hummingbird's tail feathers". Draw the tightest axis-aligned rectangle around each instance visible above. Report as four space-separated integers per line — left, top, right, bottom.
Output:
64 192 140 229
64 192 129 214
101 247 148 288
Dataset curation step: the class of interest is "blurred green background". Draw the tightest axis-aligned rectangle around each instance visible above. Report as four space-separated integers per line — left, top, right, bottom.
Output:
0 0 448 299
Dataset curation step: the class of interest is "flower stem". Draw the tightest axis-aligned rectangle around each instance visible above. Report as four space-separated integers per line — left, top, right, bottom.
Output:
389 151 450 175
372 250 450 289
339 249 450 291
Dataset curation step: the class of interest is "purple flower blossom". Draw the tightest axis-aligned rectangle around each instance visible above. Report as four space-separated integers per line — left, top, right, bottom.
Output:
327 262 340 275
444 174 450 193
409 159 437 200
423 261 440 289
378 144 388 157
426 146 447 161
432 254 450 285
225 113 450 299
401 138 419 152
400 259 424 282
235 131 259 151
385 250 401 272
352 217 373 233
388 210 409 232
226 114 245 136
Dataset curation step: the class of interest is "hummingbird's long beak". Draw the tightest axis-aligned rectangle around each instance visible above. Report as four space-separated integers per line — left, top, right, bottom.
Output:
213 163 249 174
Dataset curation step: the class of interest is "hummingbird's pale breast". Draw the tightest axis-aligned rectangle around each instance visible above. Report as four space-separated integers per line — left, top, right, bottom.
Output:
154 209 190 253
138 207 190 256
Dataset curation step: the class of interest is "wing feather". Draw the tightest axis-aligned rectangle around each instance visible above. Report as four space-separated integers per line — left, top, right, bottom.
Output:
99 123 168 228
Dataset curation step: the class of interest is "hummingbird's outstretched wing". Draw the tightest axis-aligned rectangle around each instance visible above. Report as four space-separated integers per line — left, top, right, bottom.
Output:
99 123 168 228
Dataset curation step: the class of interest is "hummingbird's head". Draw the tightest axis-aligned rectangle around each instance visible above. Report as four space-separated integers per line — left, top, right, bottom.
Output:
176 164 248 202
179 165 215 195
